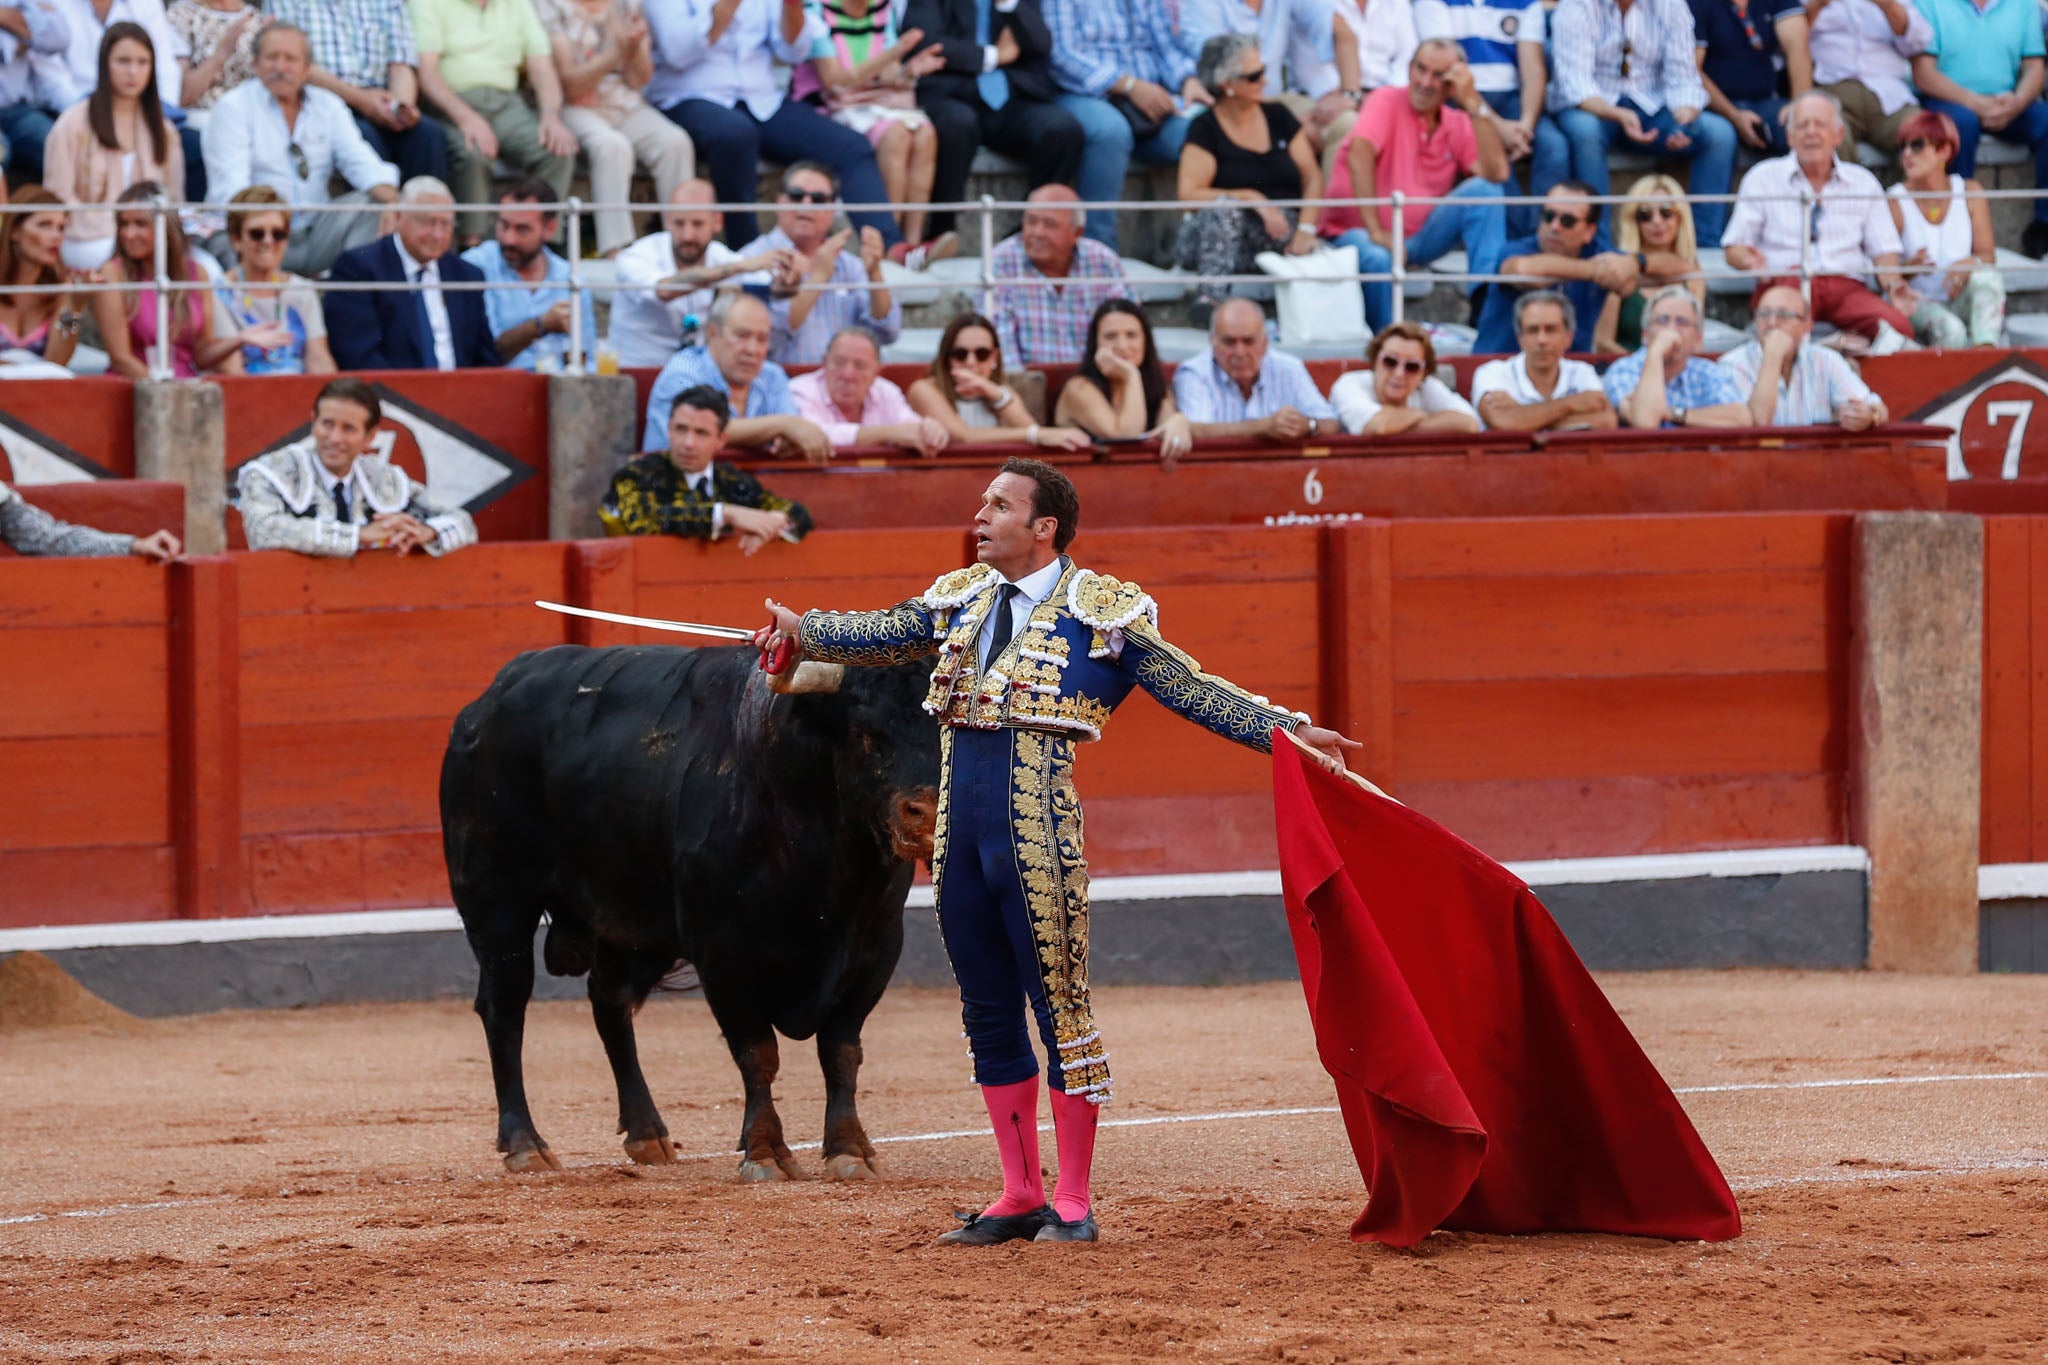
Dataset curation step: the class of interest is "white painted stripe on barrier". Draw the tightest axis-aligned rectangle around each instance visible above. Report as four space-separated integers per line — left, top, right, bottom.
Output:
0 845 1871 953
1980 863 2048 899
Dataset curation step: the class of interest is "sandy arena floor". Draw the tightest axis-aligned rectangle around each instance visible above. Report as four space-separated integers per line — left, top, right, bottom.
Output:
2 971 2047 1362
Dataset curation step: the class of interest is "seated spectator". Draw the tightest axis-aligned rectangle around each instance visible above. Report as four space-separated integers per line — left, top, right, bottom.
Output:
39 0 191 193
989 183 1133 367
1472 289 1616 429
414 0 576 246
1717 282 1889 427
1807 0 1927 157
600 383 813 551
908 311 1093 448
1888 110 2004 347
1175 35 1323 326
609 179 786 367
44 23 182 270
215 185 335 375
1594 173 1704 354
641 291 831 459
1690 0 1811 158
267 0 450 183
1721 90 1912 345
461 177 598 372
1910 0 2048 257
790 325 951 456
1547 0 1736 245
0 186 86 369
1601 284 1750 427
238 376 479 558
168 0 259 127
1412 0 1567 235
1320 40 1509 333
91 181 246 378
536 0 693 258
1332 319 1482 433
647 0 899 251
0 478 179 558
754 160 902 367
326 176 499 371
202 22 400 276
1053 296 1194 459
1473 179 1634 354
1290 0 1417 173
902 0 1082 252
0 0 74 182
1172 296 1340 440
1040 0 1209 250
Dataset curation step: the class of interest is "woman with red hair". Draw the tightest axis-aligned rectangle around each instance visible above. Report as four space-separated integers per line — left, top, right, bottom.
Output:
1887 109 2004 348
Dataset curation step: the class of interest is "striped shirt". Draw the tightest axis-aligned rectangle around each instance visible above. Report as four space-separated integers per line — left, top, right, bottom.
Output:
1601 348 1745 420
988 233 1134 367
1040 0 1194 97
1412 0 1546 94
1547 0 1708 115
269 0 419 89
1715 338 1875 426
1172 347 1339 424
1722 154 1902 280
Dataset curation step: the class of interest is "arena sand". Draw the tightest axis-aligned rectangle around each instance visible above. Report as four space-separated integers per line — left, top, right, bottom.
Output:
2 969 2046 1361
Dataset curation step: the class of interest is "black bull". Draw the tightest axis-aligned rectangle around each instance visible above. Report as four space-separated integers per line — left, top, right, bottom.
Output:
440 643 941 1179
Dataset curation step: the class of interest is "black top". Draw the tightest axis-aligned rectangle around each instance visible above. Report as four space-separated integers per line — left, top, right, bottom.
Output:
1185 101 1303 201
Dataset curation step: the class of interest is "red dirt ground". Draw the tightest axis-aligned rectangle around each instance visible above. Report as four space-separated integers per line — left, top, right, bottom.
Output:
3 971 2047 1362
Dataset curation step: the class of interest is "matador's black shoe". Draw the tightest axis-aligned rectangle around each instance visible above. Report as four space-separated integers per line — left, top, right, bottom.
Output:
936 1205 1052 1245
1033 1208 1099 1243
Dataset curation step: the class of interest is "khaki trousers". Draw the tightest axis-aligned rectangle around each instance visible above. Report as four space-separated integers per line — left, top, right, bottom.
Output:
1824 79 1919 156
437 86 576 239
561 102 696 254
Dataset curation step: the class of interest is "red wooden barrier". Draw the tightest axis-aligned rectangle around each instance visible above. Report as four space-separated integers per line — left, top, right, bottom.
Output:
0 377 135 480
1980 516 2048 864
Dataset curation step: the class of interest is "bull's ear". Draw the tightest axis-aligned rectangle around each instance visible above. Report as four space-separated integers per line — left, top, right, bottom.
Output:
767 661 845 695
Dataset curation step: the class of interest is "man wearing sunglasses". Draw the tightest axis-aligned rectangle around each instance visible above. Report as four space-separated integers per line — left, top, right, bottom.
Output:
1601 284 1752 427
1472 180 1640 354
202 22 401 275
752 160 902 368
1716 282 1887 428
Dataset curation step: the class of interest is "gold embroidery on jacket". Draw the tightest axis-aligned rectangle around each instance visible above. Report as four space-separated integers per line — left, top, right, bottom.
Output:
1120 619 1300 753
798 603 936 665
1011 729 1111 1101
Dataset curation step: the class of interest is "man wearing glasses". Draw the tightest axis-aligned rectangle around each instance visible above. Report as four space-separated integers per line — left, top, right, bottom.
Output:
1715 283 1888 428
1601 284 1752 427
751 160 902 368
202 22 399 275
1472 180 1640 353
1721 89 1913 347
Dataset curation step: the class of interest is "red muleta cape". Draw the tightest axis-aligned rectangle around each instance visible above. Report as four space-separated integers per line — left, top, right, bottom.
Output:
1271 732 1742 1248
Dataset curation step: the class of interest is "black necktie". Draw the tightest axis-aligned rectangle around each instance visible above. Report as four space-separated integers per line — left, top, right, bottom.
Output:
986 584 1020 665
331 481 350 523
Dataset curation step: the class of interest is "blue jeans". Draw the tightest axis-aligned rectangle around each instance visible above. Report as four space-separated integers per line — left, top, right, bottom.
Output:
1553 100 1737 245
662 96 901 248
1055 92 1195 251
355 114 452 183
1922 95 2048 224
1328 177 1509 333
0 101 55 182
1483 88 1571 237
1729 95 1789 156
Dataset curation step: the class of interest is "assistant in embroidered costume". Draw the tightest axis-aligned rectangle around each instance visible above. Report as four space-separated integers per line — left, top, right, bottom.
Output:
237 377 479 559
599 384 813 550
758 458 1359 1246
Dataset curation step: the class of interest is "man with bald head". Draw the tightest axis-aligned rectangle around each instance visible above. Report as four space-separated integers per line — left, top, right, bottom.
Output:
642 292 831 462
1172 298 1340 441
611 179 793 367
1723 91 1914 345
989 184 1135 366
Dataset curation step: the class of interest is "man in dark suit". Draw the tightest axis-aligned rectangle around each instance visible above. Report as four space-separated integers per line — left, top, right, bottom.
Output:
325 177 500 371
903 0 1084 238
599 385 813 554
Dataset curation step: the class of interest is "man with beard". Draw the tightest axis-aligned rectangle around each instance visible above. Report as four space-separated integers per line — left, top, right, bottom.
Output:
461 176 597 371
609 179 793 367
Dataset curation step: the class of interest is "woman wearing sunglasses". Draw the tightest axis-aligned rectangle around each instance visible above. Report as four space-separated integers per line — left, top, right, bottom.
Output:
1330 320 1481 436
1594 174 1705 356
1054 298 1194 461
43 24 185 273
1886 111 2004 348
216 186 335 375
907 312 1090 447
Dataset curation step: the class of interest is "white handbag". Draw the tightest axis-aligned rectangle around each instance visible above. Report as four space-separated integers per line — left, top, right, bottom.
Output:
1255 244 1369 348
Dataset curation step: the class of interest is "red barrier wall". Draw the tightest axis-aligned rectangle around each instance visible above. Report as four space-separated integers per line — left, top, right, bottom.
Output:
1981 516 2048 865
0 378 135 480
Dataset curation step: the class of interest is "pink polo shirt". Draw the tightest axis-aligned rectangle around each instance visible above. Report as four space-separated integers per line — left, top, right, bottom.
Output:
789 369 918 448
1321 86 1479 238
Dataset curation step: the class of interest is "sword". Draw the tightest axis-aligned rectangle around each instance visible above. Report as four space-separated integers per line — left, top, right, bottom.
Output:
535 600 797 673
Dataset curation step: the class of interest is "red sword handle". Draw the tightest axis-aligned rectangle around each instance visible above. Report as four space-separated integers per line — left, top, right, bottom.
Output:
759 635 797 675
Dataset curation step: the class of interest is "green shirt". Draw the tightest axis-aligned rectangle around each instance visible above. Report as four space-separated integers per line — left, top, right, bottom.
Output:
412 0 550 92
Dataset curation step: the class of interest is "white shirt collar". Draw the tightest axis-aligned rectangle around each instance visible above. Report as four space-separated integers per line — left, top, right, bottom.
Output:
994 555 1067 605
393 237 438 281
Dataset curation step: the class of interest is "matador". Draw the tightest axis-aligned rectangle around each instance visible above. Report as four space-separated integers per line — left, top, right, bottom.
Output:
756 459 1358 1245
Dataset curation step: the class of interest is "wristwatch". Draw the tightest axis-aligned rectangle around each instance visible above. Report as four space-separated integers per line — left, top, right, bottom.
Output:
1669 405 1688 426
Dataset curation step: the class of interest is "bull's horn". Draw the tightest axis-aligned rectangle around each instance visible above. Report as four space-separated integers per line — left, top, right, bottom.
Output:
767 661 845 695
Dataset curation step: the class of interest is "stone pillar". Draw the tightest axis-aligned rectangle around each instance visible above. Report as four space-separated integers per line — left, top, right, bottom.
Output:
133 380 227 554
1849 512 1983 973
548 373 638 541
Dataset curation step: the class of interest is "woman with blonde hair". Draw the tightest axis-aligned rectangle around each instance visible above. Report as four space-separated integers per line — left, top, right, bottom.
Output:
91 182 250 379
0 187 88 370
906 311 1089 447
1594 173 1705 357
43 24 185 272
216 186 335 375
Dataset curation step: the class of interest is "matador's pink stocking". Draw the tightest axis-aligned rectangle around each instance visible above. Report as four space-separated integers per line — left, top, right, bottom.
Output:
980 1077 1046 1217
1048 1086 1099 1222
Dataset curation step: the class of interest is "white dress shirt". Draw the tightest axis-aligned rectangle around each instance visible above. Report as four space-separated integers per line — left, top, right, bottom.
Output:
1294 0 1419 96
610 231 769 367
645 0 821 116
978 556 1065 670
202 79 398 209
1471 354 1605 416
394 235 457 371
0 0 70 108
1808 0 1931 115
1722 154 1903 280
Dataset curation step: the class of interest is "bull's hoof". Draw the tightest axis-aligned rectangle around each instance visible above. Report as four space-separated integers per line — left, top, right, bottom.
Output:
736 1158 791 1183
623 1135 677 1166
503 1145 563 1173
823 1153 880 1181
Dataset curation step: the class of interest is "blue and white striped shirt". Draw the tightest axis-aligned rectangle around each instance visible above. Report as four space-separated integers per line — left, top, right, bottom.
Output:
1547 0 1708 114
1041 0 1195 98
1601 347 1745 421
1172 348 1338 425
1411 0 1546 94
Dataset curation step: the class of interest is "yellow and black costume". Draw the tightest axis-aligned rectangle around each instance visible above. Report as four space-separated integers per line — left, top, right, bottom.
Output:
598 454 814 542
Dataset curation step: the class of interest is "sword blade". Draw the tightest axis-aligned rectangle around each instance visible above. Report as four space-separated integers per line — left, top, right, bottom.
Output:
535 600 756 641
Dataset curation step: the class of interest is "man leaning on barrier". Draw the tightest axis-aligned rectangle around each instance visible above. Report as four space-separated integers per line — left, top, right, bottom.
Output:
641 291 832 461
0 480 180 561
1717 283 1889 429
1172 297 1340 442
600 383 813 553
790 325 952 457
237 376 479 558
1602 284 1751 428
1472 289 1616 430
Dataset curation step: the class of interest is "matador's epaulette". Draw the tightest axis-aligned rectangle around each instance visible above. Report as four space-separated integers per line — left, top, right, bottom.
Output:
921 563 998 636
1067 569 1159 659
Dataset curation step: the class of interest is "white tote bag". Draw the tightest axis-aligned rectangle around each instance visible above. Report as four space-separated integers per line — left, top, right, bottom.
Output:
1255 244 1369 348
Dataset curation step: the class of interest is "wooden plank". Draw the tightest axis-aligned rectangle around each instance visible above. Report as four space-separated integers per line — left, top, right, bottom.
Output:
1080 792 1279 876
235 541 571 616
240 717 450 835
567 538 638 648
0 847 176 928
1394 673 1839 783
1979 517 2033 863
2032 520 2048 862
1393 569 1836 682
1079 525 1322 589
242 829 449 916
0 625 168 739
1392 513 1838 580
0 735 172 848
634 527 965 597
170 557 243 919
0 558 168 628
